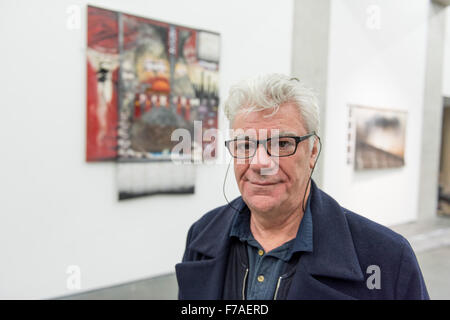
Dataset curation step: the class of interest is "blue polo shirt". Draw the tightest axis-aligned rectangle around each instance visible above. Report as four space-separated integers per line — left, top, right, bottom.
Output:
229 195 314 300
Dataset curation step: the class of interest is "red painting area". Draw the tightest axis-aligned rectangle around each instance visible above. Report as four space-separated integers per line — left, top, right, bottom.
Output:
86 6 119 161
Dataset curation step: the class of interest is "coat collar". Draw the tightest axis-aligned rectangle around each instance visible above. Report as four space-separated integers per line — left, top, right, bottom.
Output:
299 180 364 282
186 196 245 258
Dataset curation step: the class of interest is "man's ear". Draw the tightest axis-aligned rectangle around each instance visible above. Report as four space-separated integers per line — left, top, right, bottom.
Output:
309 138 319 169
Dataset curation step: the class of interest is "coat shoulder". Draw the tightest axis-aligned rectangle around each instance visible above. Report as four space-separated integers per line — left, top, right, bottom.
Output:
344 207 407 246
343 207 410 262
316 185 409 256
342 207 428 299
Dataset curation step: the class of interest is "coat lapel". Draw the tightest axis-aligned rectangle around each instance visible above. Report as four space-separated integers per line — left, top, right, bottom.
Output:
287 181 364 299
175 198 245 300
286 266 358 300
175 252 229 299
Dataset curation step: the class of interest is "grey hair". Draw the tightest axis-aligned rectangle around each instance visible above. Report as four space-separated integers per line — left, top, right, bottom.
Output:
224 73 320 149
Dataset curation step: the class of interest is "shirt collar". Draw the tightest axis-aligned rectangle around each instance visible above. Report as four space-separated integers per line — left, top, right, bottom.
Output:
229 193 314 256
229 205 252 241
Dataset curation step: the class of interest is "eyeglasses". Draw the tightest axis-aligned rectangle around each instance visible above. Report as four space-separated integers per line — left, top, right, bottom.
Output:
224 133 315 159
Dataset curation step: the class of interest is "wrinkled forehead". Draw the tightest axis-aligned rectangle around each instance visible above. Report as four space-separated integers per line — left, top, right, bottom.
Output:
230 103 306 135
231 128 299 139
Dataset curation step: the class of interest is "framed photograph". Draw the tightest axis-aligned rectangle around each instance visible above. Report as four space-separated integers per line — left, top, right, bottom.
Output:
349 104 407 170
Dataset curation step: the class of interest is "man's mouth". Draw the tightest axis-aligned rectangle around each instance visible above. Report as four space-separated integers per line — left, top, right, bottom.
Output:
248 180 279 186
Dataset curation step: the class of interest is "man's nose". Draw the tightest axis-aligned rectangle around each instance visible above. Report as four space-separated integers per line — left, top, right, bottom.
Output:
249 143 272 167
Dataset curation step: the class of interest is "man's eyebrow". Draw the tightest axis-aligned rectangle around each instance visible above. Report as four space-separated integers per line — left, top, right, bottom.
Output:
276 131 298 136
231 131 299 139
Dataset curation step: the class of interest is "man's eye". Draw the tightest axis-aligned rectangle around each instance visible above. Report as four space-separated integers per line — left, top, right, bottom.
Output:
279 140 293 148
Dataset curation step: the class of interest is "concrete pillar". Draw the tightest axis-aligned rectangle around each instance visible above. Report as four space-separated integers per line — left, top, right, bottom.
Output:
291 0 331 187
417 1 447 221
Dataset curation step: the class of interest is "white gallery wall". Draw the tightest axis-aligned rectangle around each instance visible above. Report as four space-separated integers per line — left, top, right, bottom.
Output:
322 0 430 226
0 0 293 299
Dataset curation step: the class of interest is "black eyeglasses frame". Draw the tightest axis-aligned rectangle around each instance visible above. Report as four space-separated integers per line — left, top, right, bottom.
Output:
224 132 316 159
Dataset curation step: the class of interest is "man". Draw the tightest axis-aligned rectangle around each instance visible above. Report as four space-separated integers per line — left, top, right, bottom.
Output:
175 74 429 300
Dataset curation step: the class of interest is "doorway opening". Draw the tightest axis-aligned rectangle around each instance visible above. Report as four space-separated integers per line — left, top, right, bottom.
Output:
438 97 450 216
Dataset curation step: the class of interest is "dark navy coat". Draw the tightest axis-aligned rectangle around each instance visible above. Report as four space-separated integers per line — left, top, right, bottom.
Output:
176 181 429 300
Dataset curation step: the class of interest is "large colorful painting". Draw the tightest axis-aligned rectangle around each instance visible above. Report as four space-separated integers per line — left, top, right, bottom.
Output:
348 105 407 170
86 6 220 199
116 16 220 161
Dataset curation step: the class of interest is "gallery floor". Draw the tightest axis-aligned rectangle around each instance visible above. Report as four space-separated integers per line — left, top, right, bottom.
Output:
59 215 450 300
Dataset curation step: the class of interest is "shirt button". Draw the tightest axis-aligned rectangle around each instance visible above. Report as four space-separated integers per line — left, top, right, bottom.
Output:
258 249 264 256
257 275 265 282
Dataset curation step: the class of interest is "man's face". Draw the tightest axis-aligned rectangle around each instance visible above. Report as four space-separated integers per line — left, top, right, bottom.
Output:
232 103 317 215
